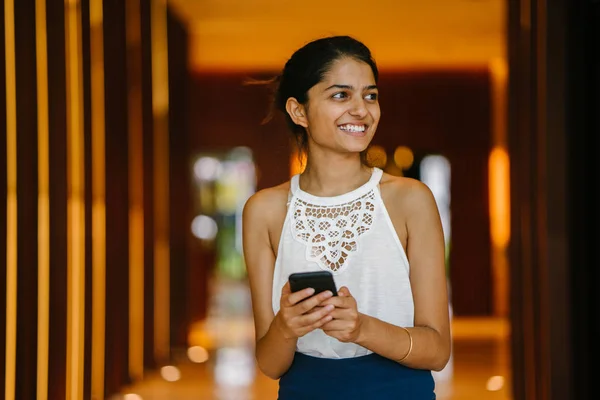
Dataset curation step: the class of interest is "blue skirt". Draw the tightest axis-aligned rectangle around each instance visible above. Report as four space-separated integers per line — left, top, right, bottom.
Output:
278 352 436 399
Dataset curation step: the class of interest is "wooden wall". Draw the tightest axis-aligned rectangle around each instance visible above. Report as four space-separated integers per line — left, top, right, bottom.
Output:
188 69 493 316
507 0 600 398
0 1 191 398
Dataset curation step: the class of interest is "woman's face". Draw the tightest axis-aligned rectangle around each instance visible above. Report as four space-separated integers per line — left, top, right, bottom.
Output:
304 57 380 155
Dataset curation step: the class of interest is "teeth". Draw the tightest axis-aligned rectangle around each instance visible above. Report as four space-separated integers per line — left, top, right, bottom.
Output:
339 124 366 132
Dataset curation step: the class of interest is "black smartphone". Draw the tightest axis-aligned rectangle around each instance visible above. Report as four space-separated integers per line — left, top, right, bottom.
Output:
288 271 338 296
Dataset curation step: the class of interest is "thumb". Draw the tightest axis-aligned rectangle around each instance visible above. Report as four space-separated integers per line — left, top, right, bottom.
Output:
338 286 351 297
281 281 291 295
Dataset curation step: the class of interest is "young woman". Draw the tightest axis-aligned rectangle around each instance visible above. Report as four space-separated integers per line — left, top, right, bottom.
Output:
242 36 450 399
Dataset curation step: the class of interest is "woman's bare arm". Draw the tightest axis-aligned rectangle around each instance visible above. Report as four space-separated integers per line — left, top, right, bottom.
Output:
242 190 297 379
242 189 334 379
353 179 451 370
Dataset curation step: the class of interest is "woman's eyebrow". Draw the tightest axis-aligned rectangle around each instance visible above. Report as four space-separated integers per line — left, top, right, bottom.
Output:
323 84 378 91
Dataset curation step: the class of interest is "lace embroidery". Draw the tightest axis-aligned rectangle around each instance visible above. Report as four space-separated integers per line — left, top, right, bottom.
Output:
291 191 376 273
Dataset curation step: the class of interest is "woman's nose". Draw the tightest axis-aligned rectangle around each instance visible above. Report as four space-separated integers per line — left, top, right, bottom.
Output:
348 98 368 117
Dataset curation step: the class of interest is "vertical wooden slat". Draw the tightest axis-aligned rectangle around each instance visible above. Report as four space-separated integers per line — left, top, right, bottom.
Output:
0 0 7 394
3 0 17 398
103 0 130 395
35 0 51 398
141 0 156 370
152 0 170 364
79 0 93 396
15 1 39 398
65 0 86 398
508 0 580 398
167 9 191 347
127 0 145 381
47 1 68 398
507 0 534 396
89 0 106 398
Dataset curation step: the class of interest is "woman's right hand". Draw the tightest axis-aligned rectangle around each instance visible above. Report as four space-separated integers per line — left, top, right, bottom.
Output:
275 282 335 339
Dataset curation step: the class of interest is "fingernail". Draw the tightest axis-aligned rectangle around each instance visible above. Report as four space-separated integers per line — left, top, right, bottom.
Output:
307 288 315 295
326 305 334 311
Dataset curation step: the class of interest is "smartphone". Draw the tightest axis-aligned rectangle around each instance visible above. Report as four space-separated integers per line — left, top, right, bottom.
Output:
288 271 338 296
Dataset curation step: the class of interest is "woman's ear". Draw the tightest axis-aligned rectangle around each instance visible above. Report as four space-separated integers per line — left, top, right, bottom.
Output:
285 97 308 128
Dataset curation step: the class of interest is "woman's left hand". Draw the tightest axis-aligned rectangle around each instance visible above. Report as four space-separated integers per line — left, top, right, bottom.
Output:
320 286 364 343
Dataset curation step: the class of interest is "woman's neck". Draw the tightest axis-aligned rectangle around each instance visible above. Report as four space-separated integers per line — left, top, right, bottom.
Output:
299 152 372 197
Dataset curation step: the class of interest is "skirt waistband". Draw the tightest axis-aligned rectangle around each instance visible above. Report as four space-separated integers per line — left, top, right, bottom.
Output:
278 352 436 400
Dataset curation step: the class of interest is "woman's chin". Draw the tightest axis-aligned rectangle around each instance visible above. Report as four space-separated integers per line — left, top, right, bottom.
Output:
340 136 372 153
342 143 371 154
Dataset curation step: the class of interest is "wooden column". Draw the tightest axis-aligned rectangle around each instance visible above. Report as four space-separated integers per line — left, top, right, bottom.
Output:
508 0 600 398
14 2 40 398
1 0 10 397
167 8 191 349
103 0 130 395
2 1 178 398
0 0 7 395
47 0 68 398
141 0 156 370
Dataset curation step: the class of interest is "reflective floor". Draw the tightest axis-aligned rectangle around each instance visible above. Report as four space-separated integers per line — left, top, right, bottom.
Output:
115 279 512 400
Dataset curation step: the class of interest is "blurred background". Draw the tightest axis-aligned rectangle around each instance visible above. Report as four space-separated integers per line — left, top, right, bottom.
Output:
1 0 598 399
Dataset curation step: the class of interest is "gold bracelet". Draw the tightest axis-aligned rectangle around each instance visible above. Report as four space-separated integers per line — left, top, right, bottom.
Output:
398 326 413 362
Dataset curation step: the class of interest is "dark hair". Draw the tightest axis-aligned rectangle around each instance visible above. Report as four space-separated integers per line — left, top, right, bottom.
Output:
250 36 379 157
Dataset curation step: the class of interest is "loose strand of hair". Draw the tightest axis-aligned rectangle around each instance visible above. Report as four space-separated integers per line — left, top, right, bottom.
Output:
243 75 281 125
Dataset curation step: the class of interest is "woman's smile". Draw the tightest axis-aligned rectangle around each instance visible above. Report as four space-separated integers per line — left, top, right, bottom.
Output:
338 123 369 137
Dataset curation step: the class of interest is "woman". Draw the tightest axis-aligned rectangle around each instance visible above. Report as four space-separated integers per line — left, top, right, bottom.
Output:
242 36 450 399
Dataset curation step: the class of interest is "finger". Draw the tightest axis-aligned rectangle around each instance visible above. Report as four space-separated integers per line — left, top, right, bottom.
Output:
284 287 315 307
338 286 352 297
300 313 334 336
281 282 291 295
325 308 351 320
321 319 349 331
320 296 353 309
306 305 326 315
294 290 334 314
297 304 335 326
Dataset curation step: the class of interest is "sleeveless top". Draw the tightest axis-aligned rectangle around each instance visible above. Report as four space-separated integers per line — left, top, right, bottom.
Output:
272 168 415 359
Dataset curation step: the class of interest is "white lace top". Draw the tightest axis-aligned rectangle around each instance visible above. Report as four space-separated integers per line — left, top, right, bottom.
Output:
272 168 414 359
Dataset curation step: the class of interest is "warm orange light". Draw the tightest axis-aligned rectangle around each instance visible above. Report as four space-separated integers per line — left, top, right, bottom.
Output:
393 146 414 170
169 0 506 72
187 346 210 363
127 0 145 382
486 375 505 392
490 58 508 146
188 321 216 350
160 366 181 382
65 1 86 399
36 0 50 398
5 0 18 398
489 147 510 248
124 394 143 400
152 0 171 364
489 58 509 318
290 150 307 176
90 0 106 398
366 145 387 169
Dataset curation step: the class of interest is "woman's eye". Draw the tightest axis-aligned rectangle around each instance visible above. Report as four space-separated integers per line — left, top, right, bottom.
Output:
365 93 378 101
332 92 348 99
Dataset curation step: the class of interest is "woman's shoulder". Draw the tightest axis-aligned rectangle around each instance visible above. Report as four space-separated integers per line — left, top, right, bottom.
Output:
243 180 291 221
378 172 437 226
379 172 433 205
